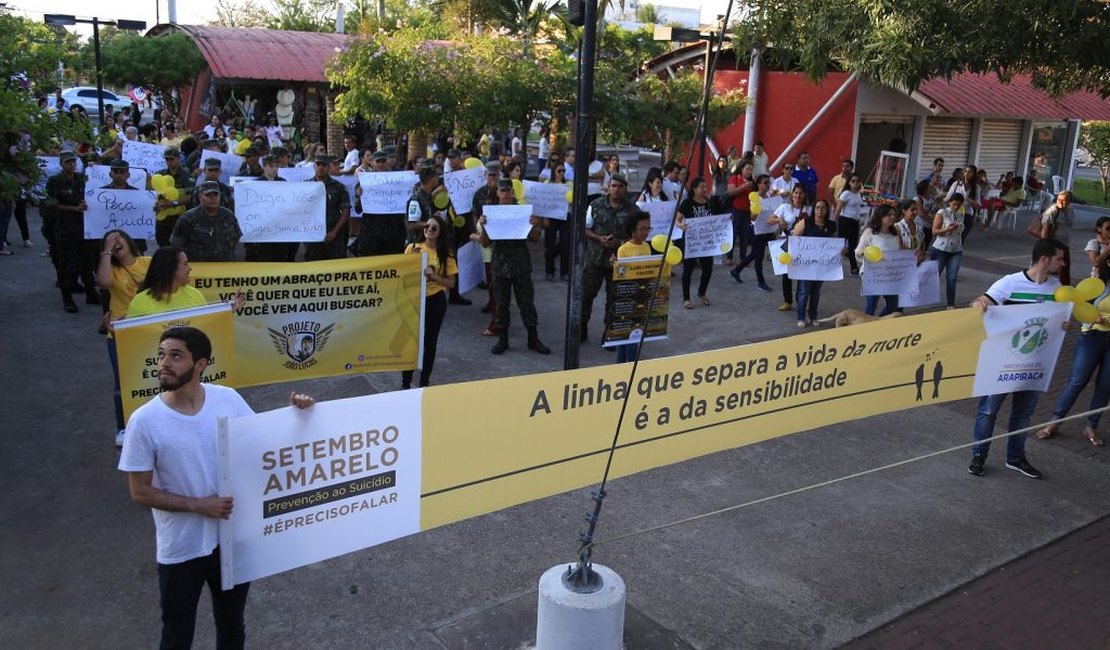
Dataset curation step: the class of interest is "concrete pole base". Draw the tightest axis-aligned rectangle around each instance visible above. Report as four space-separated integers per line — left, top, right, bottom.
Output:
536 563 626 650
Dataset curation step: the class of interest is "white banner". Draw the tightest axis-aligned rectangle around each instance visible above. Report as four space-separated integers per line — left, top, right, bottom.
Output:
278 166 315 183
358 171 418 215
861 249 918 296
483 205 534 240
228 176 256 186
234 181 326 243
972 302 1071 396
636 201 683 240
523 181 569 219
217 391 424 589
443 167 485 214
455 240 485 295
199 150 246 185
81 188 157 240
781 236 845 281
84 164 148 190
682 214 733 259
330 175 360 216
753 196 784 236
899 261 941 308
122 140 167 172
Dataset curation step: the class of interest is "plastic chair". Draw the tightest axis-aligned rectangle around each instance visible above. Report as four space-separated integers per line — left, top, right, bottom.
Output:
1052 175 1065 195
999 207 1019 230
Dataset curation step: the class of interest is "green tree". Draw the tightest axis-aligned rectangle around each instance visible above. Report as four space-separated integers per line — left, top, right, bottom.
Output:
634 3 663 24
1080 121 1110 201
264 0 340 32
734 0 1110 97
99 34 206 116
212 0 270 28
496 0 561 58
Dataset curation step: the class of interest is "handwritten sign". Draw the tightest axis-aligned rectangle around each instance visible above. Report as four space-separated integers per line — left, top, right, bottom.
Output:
777 236 845 281
899 260 941 308
636 201 683 240
122 140 167 172
84 164 148 190
682 214 733 259
199 150 246 185
753 195 784 235
358 171 418 215
82 188 157 240
278 166 315 182
443 166 485 214
860 249 918 296
482 204 534 240
234 181 326 243
329 175 360 216
523 181 569 219
455 241 485 295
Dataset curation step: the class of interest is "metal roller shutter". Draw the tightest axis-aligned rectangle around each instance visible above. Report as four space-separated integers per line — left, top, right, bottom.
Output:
976 119 1023 178
920 117 972 175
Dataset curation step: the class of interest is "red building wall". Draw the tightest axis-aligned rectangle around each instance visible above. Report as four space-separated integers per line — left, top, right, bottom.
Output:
710 70 858 191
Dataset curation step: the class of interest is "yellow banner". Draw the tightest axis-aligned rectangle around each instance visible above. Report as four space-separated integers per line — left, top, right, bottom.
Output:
114 303 238 420
419 309 985 530
191 256 424 386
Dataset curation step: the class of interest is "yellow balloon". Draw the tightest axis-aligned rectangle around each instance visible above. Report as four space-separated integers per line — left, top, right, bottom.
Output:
665 246 683 266
512 179 525 202
565 188 573 203
1054 285 1077 303
463 157 483 169
1075 277 1106 301
748 191 762 215
453 215 465 228
778 252 792 265
151 174 169 191
433 191 450 210
650 234 669 253
719 242 731 253
864 245 883 263
1073 301 1100 323
163 186 180 201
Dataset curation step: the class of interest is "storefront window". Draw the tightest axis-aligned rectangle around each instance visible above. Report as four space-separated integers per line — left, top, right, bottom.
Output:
1027 123 1069 186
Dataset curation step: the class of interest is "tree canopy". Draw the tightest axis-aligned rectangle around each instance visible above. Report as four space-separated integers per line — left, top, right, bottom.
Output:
99 34 206 116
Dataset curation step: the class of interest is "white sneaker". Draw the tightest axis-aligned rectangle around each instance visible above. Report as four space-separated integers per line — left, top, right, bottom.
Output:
114 429 126 448
23 240 32 248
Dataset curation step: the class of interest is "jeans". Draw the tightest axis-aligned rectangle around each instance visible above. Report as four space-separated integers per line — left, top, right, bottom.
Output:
864 294 899 316
157 548 250 650
1052 330 1110 427
838 218 860 272
971 391 1040 461
796 280 823 321
735 232 773 284
930 248 962 307
731 209 752 261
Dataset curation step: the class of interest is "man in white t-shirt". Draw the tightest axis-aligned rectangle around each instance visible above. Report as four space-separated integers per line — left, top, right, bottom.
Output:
339 134 361 175
119 327 315 648
770 162 797 197
967 238 1067 479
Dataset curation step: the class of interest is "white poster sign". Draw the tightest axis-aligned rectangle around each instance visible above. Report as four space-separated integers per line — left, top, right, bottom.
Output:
768 240 789 276
329 175 360 216
455 241 485 295
682 214 733 259
523 181 569 219
972 302 1071 396
636 201 683 240
752 195 784 236
82 188 157 240
199 150 246 185
278 166 315 182
122 140 167 172
358 171 418 215
234 181 326 243
781 236 845 281
443 167 485 214
860 249 918 296
217 391 424 589
84 164 148 190
482 204 534 240
899 261 941 308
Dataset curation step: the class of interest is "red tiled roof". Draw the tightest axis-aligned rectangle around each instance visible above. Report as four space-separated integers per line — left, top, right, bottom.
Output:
154 25 350 83
915 72 1110 120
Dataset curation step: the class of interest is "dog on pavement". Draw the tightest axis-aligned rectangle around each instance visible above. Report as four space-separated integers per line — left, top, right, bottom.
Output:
816 309 901 327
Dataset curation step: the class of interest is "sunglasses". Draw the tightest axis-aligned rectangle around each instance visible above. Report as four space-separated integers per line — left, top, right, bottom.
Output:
424 225 439 232
555 168 565 173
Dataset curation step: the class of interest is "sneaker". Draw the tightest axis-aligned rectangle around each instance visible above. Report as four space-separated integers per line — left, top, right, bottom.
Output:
23 240 32 248
756 283 772 293
1005 458 1042 479
114 429 126 448
968 454 986 476
797 320 806 328
0 249 12 256
776 301 790 309
729 268 743 283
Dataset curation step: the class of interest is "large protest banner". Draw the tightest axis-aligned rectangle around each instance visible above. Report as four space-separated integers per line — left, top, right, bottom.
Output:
973 301 1070 396
85 164 148 190
358 171 418 214
234 181 326 243
278 166 315 182
783 236 847 281
523 181 569 219
682 214 733 258
442 167 484 214
191 255 425 386
636 201 683 240
114 302 237 419
603 255 670 347
122 140 167 172
82 188 158 240
861 249 918 296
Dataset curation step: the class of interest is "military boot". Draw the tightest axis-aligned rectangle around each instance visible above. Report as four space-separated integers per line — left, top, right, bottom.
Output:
491 330 509 355
527 327 551 355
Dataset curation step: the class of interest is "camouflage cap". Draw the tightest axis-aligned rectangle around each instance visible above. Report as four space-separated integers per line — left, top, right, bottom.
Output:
199 180 222 194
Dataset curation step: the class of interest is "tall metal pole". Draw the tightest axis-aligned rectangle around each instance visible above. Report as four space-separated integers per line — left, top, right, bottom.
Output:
93 17 106 126
563 0 598 371
697 39 711 178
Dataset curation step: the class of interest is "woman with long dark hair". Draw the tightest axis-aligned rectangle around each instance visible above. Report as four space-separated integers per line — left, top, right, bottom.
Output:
725 160 755 265
402 214 457 389
834 173 865 275
637 168 669 204
792 199 838 327
856 204 906 316
676 177 715 309
729 175 777 294
126 246 206 317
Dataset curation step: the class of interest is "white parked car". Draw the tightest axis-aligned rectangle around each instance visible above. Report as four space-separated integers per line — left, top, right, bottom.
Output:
60 86 126 119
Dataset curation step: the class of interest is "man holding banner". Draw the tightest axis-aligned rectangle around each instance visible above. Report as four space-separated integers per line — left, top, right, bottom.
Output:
119 326 315 649
304 155 351 261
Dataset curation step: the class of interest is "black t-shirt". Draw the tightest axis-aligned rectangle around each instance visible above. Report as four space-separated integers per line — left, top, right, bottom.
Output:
678 197 711 219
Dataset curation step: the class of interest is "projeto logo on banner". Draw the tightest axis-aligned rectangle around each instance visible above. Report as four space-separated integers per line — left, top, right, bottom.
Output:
267 320 337 370
973 303 1071 396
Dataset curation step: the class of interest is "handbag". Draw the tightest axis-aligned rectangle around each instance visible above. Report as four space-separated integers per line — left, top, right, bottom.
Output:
1027 214 1047 238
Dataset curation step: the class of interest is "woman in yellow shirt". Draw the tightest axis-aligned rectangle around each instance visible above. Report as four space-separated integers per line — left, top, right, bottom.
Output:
97 229 150 445
402 214 458 389
126 246 206 317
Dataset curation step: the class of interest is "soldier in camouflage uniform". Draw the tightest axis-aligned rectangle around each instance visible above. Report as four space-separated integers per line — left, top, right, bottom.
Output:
405 166 440 245
153 147 194 246
170 181 242 262
356 150 407 256
304 154 351 261
581 173 637 341
44 151 97 313
189 158 234 212
477 179 551 355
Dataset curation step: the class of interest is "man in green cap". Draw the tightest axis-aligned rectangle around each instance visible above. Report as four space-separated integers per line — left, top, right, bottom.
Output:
304 154 351 261
190 158 233 211
171 181 242 262
581 172 636 342
44 151 97 313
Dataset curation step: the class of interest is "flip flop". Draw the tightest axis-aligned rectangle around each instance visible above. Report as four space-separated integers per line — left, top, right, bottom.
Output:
1083 427 1105 447
701 296 711 306
1035 427 1057 440
683 300 693 310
